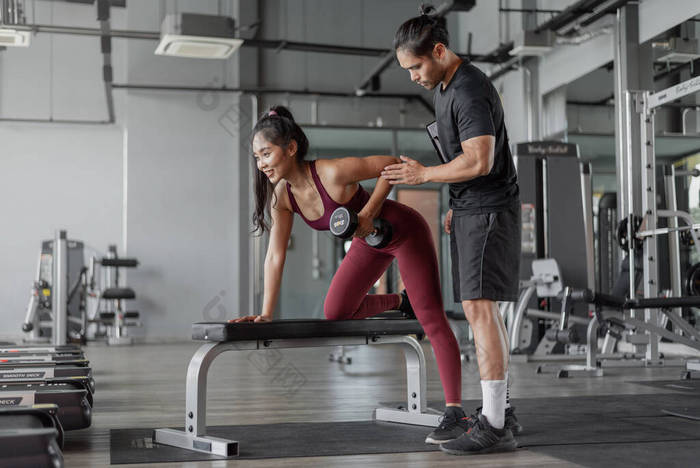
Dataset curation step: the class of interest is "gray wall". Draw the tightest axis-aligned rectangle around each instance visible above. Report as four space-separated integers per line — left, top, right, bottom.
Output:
256 0 440 126
2 0 700 339
122 0 257 337
0 1 128 339
123 92 241 336
0 1 127 120
0 124 124 338
0 0 249 340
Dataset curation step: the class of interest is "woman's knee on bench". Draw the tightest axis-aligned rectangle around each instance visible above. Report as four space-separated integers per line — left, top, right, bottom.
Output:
324 300 354 321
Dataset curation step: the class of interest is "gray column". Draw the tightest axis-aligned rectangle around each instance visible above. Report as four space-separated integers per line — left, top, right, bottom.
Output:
614 3 653 221
234 93 254 315
521 0 541 141
683 21 700 133
523 58 541 141
542 86 567 139
613 4 653 357
233 0 260 315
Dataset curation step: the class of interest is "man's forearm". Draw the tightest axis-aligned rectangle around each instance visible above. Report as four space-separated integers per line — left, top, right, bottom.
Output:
424 151 488 183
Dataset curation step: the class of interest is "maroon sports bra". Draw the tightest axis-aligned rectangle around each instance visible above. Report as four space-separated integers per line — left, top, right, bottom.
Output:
285 160 369 231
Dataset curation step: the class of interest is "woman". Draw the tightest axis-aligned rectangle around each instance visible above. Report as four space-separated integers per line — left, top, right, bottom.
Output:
235 106 467 444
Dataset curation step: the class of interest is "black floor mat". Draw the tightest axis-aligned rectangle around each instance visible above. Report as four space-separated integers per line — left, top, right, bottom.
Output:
534 440 700 468
662 407 700 421
110 420 439 464
110 393 700 465
506 393 700 468
629 379 700 393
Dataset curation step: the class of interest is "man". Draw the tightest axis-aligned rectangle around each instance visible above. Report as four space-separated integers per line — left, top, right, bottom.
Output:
381 6 521 456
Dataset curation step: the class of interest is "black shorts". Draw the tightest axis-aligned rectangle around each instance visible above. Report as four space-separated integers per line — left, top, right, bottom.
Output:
450 203 521 302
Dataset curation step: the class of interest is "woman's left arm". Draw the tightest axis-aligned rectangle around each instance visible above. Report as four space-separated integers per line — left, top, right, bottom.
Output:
333 155 399 215
330 155 400 236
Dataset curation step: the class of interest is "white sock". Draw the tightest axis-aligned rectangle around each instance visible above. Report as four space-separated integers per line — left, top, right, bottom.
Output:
481 379 507 429
505 370 511 409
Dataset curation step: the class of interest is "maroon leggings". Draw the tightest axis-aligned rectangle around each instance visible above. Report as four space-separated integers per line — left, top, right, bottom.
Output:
323 200 462 404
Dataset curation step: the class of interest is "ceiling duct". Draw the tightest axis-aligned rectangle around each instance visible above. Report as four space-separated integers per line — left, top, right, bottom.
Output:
64 0 126 6
0 0 30 47
154 13 243 59
452 0 476 11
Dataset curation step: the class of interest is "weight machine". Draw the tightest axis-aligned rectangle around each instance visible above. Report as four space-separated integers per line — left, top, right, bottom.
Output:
23 230 142 346
553 76 700 378
23 231 88 345
509 142 596 361
620 77 700 364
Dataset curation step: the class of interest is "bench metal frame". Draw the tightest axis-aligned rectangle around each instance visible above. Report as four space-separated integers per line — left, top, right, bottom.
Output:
154 333 441 457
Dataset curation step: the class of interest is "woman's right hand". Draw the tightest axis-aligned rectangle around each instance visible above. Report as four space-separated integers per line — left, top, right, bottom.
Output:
354 212 376 238
444 209 453 234
230 315 272 323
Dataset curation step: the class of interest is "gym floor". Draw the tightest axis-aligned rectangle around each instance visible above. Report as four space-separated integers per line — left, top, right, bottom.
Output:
63 341 698 467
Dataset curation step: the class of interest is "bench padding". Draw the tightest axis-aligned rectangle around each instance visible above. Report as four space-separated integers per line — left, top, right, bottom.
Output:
192 319 425 342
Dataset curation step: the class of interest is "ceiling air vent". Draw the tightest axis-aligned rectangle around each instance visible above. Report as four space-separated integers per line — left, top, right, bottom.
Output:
510 30 553 57
0 28 30 47
155 13 243 59
0 0 30 47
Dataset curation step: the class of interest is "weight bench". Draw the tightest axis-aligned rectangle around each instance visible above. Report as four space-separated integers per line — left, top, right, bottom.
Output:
154 318 442 457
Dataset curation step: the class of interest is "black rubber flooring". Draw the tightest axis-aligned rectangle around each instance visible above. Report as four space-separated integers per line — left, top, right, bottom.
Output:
110 392 700 465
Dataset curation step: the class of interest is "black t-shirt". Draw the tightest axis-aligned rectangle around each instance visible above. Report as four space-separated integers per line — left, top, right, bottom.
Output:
434 60 519 215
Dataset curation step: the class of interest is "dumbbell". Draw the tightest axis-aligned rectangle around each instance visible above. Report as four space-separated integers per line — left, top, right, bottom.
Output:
329 207 393 249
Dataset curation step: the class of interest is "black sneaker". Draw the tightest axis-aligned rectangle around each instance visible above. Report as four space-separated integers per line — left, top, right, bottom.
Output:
398 289 416 320
505 406 523 435
440 414 517 455
425 406 471 444
465 406 523 435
